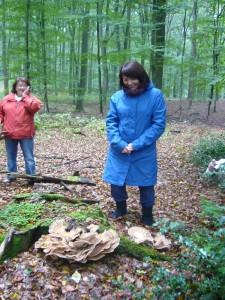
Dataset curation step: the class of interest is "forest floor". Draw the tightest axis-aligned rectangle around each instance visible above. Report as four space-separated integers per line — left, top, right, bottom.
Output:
0 100 224 299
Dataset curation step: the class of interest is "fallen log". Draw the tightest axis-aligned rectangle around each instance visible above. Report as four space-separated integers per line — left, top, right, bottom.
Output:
13 192 100 205
41 194 100 204
116 235 171 261
0 172 96 186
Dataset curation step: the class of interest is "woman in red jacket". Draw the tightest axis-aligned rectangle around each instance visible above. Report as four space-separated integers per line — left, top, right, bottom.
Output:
0 77 42 183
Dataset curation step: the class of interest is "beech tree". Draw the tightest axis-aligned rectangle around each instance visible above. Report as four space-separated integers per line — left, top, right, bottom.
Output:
151 0 166 89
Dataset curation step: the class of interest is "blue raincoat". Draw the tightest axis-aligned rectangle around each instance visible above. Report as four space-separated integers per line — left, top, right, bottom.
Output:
103 82 166 187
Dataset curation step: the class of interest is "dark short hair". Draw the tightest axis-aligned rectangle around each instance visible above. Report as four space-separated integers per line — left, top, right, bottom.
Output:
11 77 31 93
119 61 150 89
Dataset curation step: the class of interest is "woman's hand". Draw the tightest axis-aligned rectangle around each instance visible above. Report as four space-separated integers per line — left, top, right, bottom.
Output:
121 143 134 154
127 143 134 151
22 86 30 97
0 130 8 140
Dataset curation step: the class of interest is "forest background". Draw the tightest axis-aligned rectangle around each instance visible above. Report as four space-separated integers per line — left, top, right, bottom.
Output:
0 0 225 117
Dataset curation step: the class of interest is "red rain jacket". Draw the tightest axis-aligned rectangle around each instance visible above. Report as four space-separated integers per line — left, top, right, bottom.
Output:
0 93 42 139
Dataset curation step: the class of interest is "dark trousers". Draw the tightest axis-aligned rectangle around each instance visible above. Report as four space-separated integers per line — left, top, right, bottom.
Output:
111 184 155 207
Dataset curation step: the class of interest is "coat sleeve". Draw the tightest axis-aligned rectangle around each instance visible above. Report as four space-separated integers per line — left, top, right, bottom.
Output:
132 91 166 151
106 99 127 152
22 94 42 114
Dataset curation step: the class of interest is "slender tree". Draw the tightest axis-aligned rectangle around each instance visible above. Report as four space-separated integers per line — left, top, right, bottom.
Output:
1 0 9 93
151 0 166 89
25 0 31 79
188 0 198 107
76 1 90 112
96 0 104 114
40 0 49 112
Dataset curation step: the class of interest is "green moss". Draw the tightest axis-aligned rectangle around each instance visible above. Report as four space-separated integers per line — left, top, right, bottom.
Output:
0 199 78 231
0 234 26 262
0 234 5 244
13 193 39 200
40 194 64 201
68 206 109 226
66 176 80 181
116 236 171 261
39 194 88 206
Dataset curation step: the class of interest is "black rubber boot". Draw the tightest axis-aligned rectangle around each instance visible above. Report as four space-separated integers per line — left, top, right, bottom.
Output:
109 201 127 218
141 206 154 226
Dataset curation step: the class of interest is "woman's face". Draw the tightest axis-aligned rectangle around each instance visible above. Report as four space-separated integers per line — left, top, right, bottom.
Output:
15 81 28 96
122 76 140 89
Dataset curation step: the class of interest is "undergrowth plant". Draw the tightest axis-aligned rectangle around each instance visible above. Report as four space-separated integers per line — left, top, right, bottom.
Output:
35 114 105 134
0 202 45 228
151 199 225 300
190 134 225 169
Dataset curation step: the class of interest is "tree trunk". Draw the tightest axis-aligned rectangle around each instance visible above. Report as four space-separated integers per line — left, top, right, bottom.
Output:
179 9 187 119
40 0 49 113
188 1 198 107
76 2 90 112
97 0 104 114
151 0 166 89
2 0 9 94
139 4 150 66
212 2 225 114
25 0 31 79
124 5 131 51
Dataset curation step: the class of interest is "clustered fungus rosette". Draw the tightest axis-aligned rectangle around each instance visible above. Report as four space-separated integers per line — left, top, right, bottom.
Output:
35 219 120 263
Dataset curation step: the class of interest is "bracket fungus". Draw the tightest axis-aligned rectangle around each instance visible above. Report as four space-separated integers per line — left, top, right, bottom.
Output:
35 219 120 263
128 226 171 250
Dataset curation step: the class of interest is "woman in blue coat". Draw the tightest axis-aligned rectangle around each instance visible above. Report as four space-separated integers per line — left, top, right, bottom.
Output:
103 61 166 225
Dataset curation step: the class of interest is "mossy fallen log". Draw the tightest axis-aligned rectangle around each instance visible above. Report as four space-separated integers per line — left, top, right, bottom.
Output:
116 236 171 261
13 193 100 205
0 172 96 186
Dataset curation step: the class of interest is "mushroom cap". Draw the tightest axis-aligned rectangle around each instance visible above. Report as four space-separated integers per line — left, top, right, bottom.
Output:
128 226 154 244
152 233 171 249
86 224 99 232
49 219 82 241
127 226 171 250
